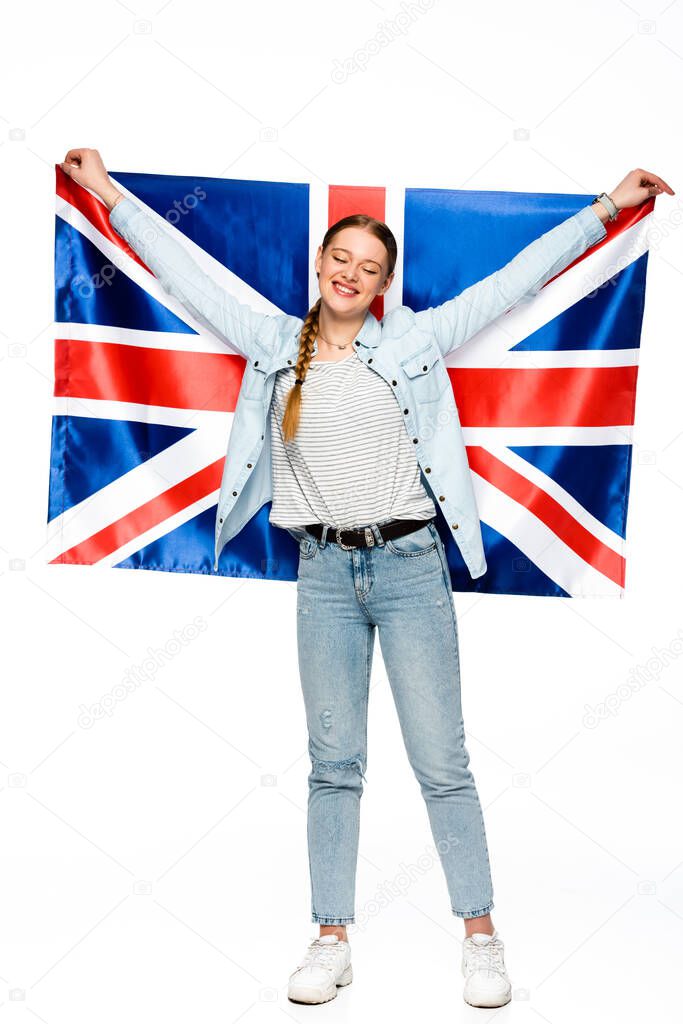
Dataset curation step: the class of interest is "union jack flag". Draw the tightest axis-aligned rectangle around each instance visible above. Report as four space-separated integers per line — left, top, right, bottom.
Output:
48 166 652 597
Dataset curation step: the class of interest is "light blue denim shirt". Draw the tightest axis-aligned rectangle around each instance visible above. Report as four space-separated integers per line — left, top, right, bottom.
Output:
109 197 606 578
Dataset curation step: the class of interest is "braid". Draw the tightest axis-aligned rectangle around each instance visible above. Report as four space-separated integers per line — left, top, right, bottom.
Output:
281 298 321 444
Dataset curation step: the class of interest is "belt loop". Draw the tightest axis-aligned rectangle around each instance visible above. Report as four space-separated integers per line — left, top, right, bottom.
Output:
370 522 385 547
320 524 329 548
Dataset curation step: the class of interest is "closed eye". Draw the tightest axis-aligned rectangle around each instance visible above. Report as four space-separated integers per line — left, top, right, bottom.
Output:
333 255 378 275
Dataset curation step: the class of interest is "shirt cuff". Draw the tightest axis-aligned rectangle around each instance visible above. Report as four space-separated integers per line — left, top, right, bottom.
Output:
575 203 608 247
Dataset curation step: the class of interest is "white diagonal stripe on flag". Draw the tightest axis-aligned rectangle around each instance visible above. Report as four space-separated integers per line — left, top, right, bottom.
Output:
483 443 624 553
46 414 231 563
472 473 624 597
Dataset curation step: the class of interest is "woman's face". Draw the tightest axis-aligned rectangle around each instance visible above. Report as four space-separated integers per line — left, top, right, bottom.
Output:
315 226 393 315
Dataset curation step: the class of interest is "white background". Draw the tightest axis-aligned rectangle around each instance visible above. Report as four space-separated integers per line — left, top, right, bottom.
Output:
1 0 682 1021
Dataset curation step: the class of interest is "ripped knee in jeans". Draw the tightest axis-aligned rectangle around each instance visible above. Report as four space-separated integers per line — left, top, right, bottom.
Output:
310 754 368 784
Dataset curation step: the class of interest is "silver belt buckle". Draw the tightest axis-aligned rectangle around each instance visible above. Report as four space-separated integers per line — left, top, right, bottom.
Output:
335 526 355 550
364 526 375 547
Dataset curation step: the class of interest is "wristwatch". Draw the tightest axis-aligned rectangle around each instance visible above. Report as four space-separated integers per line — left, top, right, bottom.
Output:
591 192 619 221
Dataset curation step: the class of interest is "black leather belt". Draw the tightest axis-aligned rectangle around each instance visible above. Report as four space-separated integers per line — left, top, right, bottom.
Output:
304 517 434 550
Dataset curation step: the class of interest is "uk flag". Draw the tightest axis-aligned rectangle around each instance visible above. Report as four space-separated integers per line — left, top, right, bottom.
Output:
48 166 651 597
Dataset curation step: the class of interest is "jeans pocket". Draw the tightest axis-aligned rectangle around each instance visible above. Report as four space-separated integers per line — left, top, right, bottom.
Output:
299 535 319 560
384 523 437 557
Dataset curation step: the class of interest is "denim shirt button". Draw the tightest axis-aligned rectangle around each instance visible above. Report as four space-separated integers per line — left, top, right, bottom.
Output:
452 523 459 529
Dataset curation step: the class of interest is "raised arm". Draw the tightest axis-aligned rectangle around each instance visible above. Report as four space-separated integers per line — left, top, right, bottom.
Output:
107 195 271 357
414 169 675 360
60 148 272 360
414 203 606 359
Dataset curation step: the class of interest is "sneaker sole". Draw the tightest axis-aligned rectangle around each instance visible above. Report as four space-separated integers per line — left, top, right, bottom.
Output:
288 963 353 1004
463 984 512 1008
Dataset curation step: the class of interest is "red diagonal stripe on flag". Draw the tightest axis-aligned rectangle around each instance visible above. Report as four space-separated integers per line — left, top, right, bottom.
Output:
543 197 654 282
467 446 625 586
50 458 225 565
56 165 150 272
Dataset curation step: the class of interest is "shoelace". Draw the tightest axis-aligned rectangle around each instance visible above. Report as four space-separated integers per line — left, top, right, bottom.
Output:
297 938 346 972
463 936 506 974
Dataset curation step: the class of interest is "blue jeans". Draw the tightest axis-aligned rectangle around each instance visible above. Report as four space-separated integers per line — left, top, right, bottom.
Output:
286 519 495 925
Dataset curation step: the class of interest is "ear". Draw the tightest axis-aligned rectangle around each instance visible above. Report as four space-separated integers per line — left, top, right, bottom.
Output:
314 244 323 276
379 271 395 295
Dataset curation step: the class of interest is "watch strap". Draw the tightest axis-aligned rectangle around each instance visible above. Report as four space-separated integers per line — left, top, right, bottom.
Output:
592 192 619 221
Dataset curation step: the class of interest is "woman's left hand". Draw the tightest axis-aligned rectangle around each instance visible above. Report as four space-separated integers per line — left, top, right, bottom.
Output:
609 168 675 212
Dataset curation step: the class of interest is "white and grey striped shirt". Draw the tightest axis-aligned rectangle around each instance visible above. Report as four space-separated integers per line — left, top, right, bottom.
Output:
268 349 436 529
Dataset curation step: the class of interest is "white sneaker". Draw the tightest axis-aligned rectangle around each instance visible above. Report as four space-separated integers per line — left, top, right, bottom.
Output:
461 930 512 1008
287 934 353 1004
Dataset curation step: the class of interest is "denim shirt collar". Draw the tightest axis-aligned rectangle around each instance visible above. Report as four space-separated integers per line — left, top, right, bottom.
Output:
309 307 381 357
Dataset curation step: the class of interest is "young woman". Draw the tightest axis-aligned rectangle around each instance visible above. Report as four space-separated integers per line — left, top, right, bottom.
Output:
60 151 672 1008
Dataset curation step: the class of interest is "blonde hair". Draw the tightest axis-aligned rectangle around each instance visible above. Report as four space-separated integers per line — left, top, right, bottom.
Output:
281 213 397 444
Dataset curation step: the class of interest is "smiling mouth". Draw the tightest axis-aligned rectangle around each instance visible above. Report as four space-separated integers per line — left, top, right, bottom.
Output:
332 281 358 297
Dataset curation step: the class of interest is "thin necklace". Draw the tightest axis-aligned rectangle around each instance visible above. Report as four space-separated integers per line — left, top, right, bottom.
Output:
317 332 353 351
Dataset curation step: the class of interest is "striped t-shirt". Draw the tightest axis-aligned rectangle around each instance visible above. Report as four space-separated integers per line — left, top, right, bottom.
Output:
268 349 436 529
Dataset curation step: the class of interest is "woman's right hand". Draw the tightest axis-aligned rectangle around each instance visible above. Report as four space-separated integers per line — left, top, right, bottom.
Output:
60 148 122 208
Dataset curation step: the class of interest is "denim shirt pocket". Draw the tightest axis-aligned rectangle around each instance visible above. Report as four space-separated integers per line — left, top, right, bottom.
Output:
400 342 448 404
